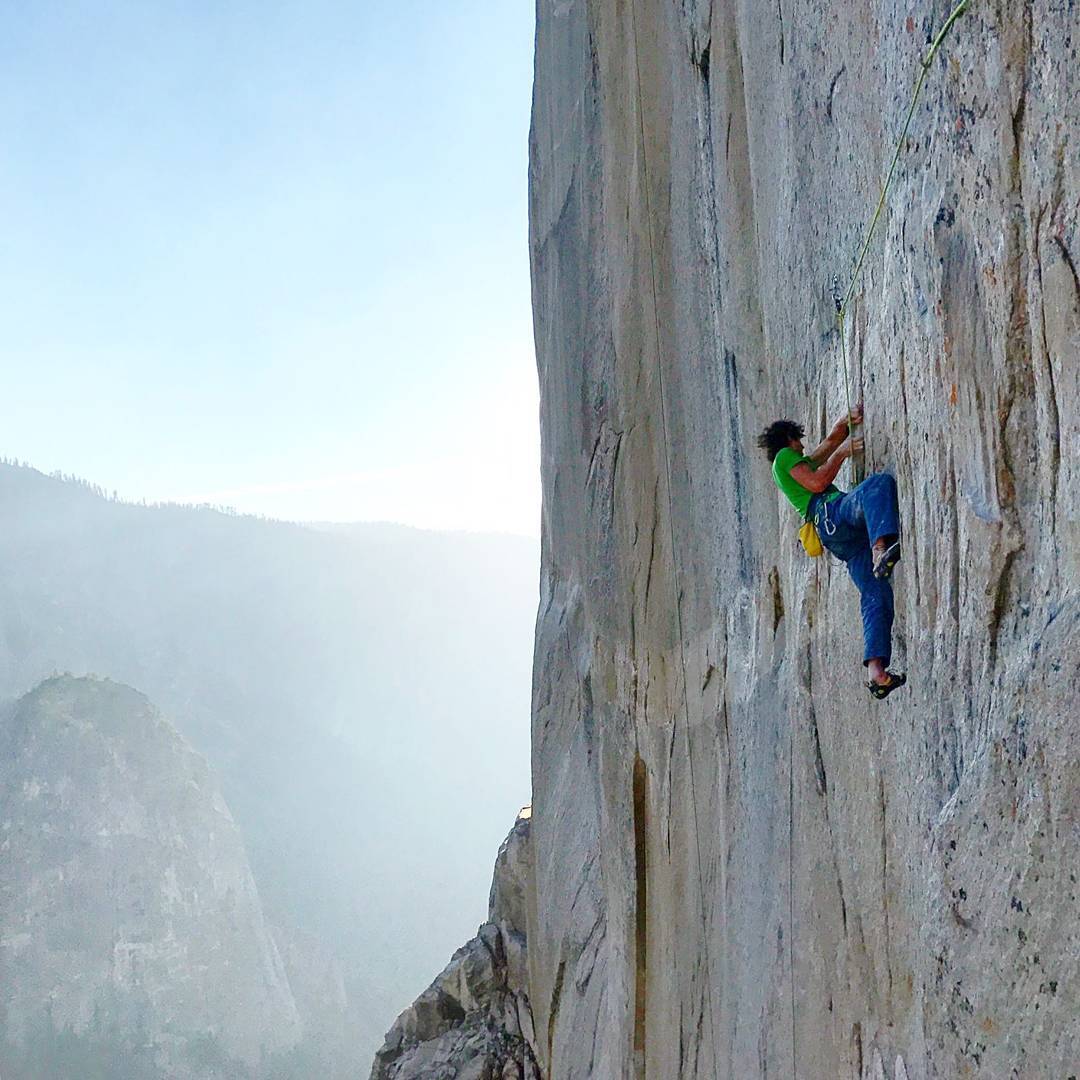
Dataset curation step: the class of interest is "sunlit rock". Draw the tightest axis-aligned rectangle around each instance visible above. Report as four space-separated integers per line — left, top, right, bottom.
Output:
527 0 1079 1075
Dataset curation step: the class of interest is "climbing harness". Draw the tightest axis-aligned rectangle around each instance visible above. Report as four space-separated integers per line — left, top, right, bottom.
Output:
814 499 838 539
833 0 972 475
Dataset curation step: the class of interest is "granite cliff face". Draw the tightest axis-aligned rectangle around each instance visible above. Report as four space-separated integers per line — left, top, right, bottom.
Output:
0 677 301 1077
370 814 540 1080
529 1 1078 1077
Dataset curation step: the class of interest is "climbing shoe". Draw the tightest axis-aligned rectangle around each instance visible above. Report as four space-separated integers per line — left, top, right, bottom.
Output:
867 671 907 700
872 538 902 579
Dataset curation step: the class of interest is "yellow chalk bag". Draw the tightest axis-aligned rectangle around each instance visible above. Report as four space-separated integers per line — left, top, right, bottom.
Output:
799 520 824 557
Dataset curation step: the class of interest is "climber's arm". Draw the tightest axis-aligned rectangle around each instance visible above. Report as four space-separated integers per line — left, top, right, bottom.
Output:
807 404 863 464
790 436 861 493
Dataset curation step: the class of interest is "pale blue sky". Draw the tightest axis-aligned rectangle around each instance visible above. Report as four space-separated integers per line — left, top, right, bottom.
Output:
1 1 540 534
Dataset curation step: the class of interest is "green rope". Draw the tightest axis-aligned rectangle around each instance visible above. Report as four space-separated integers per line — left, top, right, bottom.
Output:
834 0 971 470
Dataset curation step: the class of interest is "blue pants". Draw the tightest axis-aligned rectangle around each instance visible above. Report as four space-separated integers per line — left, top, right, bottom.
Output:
809 473 900 666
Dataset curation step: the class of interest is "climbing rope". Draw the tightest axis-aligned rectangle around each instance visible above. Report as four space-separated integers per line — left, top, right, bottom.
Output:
628 1 723 1075
834 0 972 462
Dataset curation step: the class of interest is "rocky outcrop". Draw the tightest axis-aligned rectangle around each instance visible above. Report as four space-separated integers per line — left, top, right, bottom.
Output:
370 813 540 1080
529 1 1078 1077
0 676 301 1077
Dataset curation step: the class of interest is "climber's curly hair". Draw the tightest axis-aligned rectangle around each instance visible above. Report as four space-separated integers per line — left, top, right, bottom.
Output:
757 419 805 462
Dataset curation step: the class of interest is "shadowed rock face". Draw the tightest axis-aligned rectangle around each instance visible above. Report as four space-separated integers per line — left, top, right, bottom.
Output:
528 1 1078 1077
370 815 540 1080
0 676 301 1077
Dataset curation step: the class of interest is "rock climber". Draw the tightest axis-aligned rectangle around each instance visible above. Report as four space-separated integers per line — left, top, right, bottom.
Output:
758 407 907 700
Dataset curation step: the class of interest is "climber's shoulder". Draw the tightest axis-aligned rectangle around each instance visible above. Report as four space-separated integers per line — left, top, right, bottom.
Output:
771 446 808 480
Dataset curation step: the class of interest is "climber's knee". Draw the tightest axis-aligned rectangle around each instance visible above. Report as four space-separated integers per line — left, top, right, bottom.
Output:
866 471 895 490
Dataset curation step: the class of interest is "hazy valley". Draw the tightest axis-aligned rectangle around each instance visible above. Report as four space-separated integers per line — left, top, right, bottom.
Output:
0 462 538 1076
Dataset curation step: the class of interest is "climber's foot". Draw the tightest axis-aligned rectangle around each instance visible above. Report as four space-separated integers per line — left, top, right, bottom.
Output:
872 537 902 579
867 671 907 700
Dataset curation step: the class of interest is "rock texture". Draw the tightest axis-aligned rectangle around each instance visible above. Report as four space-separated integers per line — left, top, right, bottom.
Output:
0 676 301 1077
370 813 540 1080
529 1 1078 1077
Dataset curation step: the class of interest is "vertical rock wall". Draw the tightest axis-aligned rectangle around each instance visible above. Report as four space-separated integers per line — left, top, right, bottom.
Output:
528 0 1078 1076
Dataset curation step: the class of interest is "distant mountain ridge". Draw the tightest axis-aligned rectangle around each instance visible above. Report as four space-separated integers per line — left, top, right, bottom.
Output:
0 462 539 1067
0 676 301 1078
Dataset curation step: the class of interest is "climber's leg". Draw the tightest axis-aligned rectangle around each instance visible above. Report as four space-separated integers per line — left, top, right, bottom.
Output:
814 492 904 693
833 472 900 548
845 545 895 670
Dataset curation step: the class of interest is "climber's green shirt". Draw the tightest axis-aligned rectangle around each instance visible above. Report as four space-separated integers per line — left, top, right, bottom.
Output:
771 447 839 519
